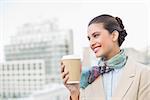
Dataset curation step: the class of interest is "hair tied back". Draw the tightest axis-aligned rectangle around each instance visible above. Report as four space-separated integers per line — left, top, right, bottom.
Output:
115 17 124 30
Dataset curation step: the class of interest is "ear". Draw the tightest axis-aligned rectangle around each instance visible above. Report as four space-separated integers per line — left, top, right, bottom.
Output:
111 30 119 42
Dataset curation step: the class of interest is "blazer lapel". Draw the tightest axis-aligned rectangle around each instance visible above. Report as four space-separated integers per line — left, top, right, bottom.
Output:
112 57 136 99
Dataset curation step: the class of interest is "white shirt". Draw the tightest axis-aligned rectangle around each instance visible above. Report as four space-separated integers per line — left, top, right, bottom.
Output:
102 68 124 100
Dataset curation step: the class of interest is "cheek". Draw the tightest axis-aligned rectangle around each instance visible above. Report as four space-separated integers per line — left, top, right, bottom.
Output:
101 37 113 50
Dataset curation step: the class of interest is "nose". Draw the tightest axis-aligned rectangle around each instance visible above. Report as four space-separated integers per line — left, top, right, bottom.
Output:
90 38 96 48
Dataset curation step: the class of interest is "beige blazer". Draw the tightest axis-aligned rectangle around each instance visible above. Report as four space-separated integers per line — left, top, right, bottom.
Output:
80 57 150 100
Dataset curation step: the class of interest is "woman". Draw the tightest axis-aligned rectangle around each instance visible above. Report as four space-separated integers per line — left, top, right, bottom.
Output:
61 14 150 100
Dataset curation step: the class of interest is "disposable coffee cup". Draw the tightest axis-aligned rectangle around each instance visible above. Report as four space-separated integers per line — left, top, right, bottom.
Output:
62 55 81 84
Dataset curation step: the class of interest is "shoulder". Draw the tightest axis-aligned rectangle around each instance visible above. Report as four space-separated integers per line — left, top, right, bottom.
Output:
131 61 150 84
133 62 150 98
126 54 150 73
125 56 150 83
134 61 150 74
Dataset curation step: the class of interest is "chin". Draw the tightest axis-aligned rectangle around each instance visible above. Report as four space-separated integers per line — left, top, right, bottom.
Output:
93 49 105 58
96 55 100 58
95 53 103 58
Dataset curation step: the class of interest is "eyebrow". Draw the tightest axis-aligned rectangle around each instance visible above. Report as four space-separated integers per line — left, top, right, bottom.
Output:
90 32 100 37
91 32 97 36
87 31 100 40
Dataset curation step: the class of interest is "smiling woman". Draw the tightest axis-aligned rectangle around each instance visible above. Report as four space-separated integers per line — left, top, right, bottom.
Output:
61 14 150 100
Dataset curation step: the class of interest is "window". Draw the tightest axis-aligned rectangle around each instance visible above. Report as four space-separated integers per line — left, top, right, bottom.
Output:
13 93 16 98
22 64 25 70
22 73 25 76
39 79 42 82
28 73 30 76
39 63 42 69
33 63 36 70
39 73 42 76
3 93 6 98
7 64 9 70
33 73 36 76
17 64 20 70
56 96 60 100
12 64 14 70
23 79 25 82
28 64 30 70
33 79 36 82
2 65 5 70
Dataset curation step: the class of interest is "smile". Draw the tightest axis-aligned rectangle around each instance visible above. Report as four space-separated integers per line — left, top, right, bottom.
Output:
93 46 101 53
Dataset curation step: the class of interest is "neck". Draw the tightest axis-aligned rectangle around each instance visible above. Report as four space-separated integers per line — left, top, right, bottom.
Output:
104 47 121 60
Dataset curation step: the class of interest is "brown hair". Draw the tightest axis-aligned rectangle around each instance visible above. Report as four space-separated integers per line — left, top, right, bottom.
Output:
88 14 127 47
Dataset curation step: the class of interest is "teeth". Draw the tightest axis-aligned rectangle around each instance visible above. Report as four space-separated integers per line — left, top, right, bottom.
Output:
94 47 99 53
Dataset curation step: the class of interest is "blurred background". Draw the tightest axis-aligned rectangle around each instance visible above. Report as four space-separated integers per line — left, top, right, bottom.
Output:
0 0 150 100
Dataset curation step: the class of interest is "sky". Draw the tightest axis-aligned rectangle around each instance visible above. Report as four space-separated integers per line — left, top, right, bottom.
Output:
0 0 150 62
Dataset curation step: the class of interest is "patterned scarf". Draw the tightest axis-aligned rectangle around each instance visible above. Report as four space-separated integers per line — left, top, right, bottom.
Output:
80 49 128 89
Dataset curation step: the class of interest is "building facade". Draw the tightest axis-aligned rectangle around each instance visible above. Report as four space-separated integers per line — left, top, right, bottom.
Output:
0 60 45 99
4 20 73 83
82 47 98 68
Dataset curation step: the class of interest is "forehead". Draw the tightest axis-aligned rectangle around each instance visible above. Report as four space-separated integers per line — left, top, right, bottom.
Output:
88 23 104 31
87 23 105 33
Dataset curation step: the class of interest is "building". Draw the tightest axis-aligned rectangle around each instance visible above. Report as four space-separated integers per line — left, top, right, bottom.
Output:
0 60 46 99
4 20 73 83
82 47 98 68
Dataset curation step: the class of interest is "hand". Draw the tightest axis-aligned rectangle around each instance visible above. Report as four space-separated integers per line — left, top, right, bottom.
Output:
61 61 80 99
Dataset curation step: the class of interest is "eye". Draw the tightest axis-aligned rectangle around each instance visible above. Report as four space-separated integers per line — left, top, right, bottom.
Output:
93 34 100 38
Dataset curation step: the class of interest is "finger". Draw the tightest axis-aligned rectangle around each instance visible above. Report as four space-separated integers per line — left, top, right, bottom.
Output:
62 71 69 79
61 64 65 73
63 75 69 84
60 61 63 65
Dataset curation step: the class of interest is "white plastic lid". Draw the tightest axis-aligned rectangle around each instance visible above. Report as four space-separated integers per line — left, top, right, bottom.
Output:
62 55 80 60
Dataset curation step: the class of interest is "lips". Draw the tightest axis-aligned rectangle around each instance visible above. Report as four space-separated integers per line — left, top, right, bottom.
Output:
92 46 101 53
